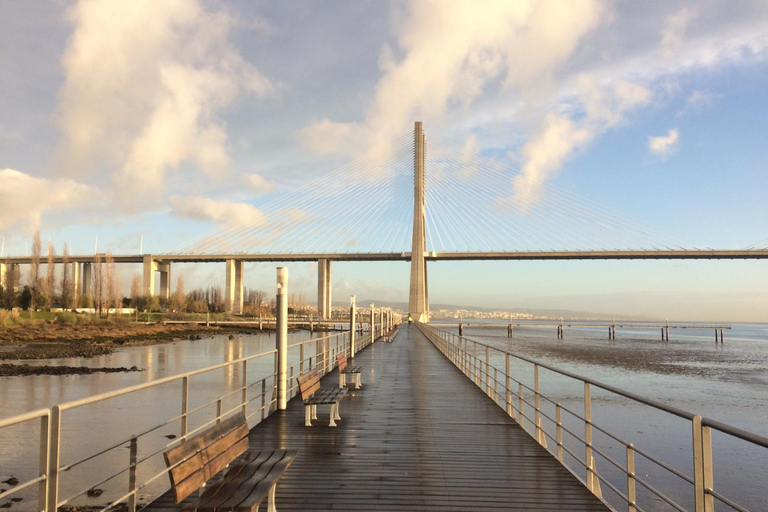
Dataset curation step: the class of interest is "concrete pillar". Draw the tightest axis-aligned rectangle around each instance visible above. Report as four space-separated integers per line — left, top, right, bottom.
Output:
317 259 333 319
225 259 243 314
142 255 157 297
158 261 171 301
71 262 80 303
276 267 288 410
408 121 429 323
82 262 93 298
0 263 5 289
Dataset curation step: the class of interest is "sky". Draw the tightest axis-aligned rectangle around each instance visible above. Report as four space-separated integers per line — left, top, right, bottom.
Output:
1 0 767 321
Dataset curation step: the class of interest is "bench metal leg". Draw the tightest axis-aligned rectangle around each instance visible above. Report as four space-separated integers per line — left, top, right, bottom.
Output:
355 373 362 389
304 405 312 427
311 404 318 420
267 482 277 512
339 373 345 388
335 401 341 420
329 404 338 427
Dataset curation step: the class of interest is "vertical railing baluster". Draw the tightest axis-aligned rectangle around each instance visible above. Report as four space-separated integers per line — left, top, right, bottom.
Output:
300 342 305 374
556 405 563 462
128 436 137 512
39 414 49 512
535 365 543 445
485 346 491 396
47 406 61 512
519 383 524 430
473 342 478 385
216 399 222 424
627 444 636 512
505 354 513 418
241 360 248 415
585 382 593 493
261 380 267 421
181 376 189 439
693 415 704 512
703 425 714 512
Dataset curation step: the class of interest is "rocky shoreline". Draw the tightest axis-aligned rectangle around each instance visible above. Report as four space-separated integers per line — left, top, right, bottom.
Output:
0 364 143 377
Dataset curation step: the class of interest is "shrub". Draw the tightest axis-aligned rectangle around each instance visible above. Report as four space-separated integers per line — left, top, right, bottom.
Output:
0 309 21 327
55 312 78 325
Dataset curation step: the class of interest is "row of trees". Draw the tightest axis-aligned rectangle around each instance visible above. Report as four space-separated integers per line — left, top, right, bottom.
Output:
1 232 122 314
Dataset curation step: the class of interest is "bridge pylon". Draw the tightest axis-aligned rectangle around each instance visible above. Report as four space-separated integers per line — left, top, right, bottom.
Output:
408 121 429 323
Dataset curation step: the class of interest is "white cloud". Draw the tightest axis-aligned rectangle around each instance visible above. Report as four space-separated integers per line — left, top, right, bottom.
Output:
56 0 276 210
241 173 278 195
0 169 96 233
648 129 680 156
168 195 268 228
514 77 652 205
301 0 605 157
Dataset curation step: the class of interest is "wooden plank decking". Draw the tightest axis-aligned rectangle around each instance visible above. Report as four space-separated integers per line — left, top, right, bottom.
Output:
148 325 609 511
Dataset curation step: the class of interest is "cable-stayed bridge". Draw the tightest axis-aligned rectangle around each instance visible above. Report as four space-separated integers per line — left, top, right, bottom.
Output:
3 122 767 320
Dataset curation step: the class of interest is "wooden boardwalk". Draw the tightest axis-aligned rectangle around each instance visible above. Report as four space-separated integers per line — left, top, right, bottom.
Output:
148 326 608 511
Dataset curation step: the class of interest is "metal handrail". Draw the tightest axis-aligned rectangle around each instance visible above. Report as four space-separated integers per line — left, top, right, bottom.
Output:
418 322 766 512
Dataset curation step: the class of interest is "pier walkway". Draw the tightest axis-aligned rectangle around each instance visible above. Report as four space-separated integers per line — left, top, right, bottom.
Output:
147 326 608 511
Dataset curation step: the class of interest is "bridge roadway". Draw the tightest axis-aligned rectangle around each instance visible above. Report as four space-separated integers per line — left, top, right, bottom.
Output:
4 248 768 264
147 326 608 511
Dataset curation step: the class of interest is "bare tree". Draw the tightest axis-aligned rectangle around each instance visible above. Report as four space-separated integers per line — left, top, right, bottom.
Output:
3 260 20 309
29 232 41 310
130 275 141 309
45 241 55 310
60 244 72 310
170 275 186 312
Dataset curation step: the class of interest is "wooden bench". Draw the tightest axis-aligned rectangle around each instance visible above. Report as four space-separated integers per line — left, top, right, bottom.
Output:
297 369 347 427
382 326 398 342
163 411 298 512
335 354 365 389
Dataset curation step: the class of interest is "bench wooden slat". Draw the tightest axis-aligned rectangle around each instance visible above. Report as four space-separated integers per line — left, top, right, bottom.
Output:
201 423 250 478
193 449 290 512
233 450 299 512
182 449 274 512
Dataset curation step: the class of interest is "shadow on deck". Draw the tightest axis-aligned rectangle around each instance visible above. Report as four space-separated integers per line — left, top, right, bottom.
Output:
148 326 609 511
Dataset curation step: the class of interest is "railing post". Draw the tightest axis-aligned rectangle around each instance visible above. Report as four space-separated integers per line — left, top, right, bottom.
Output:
693 415 703 511
703 425 714 512
627 444 636 512
485 346 491 396
505 354 514 418
300 342 305 374
370 303 375 345
276 267 288 410
241 360 248 415
216 399 223 424
473 342 478 385
350 296 356 357
535 364 544 446
556 405 563 462
128 436 138 512
585 382 594 493
518 383 524 429
261 380 267 421
39 414 50 512
181 376 189 439
47 406 61 512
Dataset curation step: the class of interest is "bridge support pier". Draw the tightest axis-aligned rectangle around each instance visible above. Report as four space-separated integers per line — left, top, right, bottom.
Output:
408 121 429 323
81 262 92 299
317 259 332 319
71 262 80 305
158 262 171 300
0 263 5 289
225 259 244 315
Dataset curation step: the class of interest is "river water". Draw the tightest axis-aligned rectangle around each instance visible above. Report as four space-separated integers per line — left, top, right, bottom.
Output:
1 325 766 511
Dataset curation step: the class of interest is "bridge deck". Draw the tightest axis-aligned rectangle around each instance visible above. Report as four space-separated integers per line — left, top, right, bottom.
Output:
147 326 608 511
